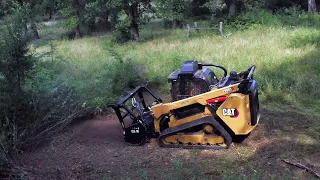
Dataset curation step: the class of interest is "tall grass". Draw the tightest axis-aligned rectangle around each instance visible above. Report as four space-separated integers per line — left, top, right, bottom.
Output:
33 10 320 112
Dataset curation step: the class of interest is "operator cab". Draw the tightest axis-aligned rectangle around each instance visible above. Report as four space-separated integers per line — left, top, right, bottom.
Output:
213 70 241 89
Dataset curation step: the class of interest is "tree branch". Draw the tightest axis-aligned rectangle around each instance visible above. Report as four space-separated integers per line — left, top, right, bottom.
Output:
282 159 320 178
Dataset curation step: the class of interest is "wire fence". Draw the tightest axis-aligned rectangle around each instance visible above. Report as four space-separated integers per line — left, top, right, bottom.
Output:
186 22 223 38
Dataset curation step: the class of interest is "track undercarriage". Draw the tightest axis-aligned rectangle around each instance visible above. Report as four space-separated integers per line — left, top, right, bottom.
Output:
158 117 232 149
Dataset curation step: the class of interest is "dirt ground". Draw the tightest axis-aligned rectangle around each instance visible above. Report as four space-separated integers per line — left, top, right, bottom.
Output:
19 108 320 180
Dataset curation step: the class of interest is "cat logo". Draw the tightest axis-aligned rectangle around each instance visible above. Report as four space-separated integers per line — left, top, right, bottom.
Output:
222 108 239 118
182 101 190 105
131 127 140 133
223 87 233 93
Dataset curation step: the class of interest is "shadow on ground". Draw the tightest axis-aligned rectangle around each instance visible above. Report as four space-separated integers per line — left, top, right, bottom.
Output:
257 31 320 110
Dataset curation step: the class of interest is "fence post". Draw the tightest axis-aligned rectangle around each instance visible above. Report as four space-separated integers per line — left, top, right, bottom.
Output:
186 24 190 38
194 22 199 32
219 22 223 36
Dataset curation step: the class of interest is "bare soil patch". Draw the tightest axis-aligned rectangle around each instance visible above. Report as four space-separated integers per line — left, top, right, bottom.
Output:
19 108 320 180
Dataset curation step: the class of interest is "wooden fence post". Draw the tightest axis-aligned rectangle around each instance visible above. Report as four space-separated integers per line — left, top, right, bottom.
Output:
186 24 190 38
219 22 223 36
194 22 199 32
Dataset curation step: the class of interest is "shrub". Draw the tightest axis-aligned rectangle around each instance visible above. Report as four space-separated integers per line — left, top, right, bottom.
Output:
0 8 89 179
114 17 132 43
70 47 147 107
222 8 320 32
223 9 280 31
0 8 35 178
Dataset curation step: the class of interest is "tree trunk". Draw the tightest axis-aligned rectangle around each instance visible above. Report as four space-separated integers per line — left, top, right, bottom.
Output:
105 11 109 24
308 0 317 12
131 22 139 42
18 0 24 6
22 23 28 41
17 0 28 40
172 19 183 29
49 11 52 20
172 19 177 29
211 0 217 19
124 3 140 42
110 11 118 29
229 0 237 16
88 18 96 33
73 0 83 38
104 0 110 24
31 23 40 39
131 3 140 42
213 0 217 11
75 25 82 38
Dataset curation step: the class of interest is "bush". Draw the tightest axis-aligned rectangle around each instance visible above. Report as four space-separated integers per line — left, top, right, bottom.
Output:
27 41 146 109
0 3 34 131
222 8 320 32
72 57 146 107
264 0 307 11
0 8 90 179
0 9 35 178
114 17 132 43
278 7 320 27
222 9 280 31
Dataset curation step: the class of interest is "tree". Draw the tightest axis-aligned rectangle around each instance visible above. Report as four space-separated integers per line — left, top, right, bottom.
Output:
15 0 43 39
41 0 59 19
59 0 116 38
205 0 240 17
264 0 309 11
190 0 211 17
0 1 7 18
59 0 86 38
84 0 114 31
0 6 34 121
202 0 227 18
308 0 317 12
224 0 263 16
225 0 238 16
108 0 153 42
156 0 189 28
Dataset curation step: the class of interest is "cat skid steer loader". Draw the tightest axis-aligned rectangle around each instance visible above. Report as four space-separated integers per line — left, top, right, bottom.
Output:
111 60 260 149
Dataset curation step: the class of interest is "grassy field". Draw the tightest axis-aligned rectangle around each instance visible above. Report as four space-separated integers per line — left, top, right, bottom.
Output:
32 12 320 112
22 11 320 179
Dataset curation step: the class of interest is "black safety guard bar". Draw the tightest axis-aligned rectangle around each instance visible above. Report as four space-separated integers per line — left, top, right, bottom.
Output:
238 65 256 94
198 63 228 77
109 86 162 130
238 65 256 80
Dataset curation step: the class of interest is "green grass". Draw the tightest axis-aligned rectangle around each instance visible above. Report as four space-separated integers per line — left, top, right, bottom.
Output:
22 11 320 180
32 12 320 112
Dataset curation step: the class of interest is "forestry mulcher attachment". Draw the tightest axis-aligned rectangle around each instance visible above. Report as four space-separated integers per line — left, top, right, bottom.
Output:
111 60 260 149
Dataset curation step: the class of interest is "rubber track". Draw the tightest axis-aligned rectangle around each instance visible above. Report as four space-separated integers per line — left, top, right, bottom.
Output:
157 116 232 150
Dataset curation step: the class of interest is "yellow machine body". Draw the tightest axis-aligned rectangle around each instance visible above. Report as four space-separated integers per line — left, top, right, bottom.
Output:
111 61 260 149
152 83 259 135
151 82 260 148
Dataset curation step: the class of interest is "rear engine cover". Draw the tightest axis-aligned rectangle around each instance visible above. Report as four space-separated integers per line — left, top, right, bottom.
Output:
168 60 218 101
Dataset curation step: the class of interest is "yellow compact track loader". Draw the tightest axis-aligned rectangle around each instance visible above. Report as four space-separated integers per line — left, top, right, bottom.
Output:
111 60 260 149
